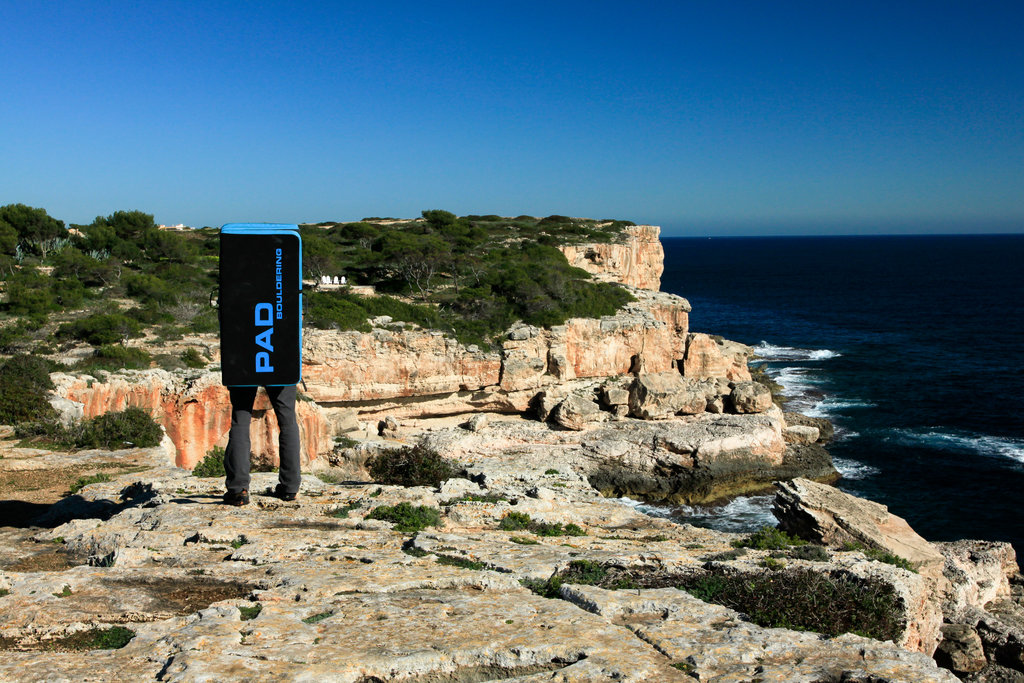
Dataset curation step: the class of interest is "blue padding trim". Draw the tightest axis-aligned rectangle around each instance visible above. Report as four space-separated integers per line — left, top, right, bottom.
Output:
221 222 300 234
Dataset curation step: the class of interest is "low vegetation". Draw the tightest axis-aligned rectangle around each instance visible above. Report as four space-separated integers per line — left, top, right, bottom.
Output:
678 569 903 640
521 561 904 642
498 512 585 537
841 542 917 572
366 444 458 488
192 447 226 478
15 406 163 452
732 526 807 550
366 502 442 532
67 473 112 495
0 203 638 368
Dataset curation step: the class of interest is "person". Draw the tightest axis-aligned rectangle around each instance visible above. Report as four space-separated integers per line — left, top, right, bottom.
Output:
222 384 301 505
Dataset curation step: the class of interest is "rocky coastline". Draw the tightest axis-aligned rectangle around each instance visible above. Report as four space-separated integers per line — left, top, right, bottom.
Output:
1 224 1021 681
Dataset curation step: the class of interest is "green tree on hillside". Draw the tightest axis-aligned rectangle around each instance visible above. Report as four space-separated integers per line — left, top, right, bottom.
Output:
0 204 66 245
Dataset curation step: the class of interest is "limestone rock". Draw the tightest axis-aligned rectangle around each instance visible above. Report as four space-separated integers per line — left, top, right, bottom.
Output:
682 333 752 382
628 372 706 419
936 623 988 674
729 381 773 413
560 584 959 682
774 477 948 654
784 425 820 444
939 540 1019 619
784 412 835 443
378 415 400 438
557 224 665 290
774 478 947 576
52 371 330 469
463 413 489 432
552 394 603 430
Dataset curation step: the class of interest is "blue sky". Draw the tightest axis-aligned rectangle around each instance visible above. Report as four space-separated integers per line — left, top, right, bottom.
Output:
2 2 1022 236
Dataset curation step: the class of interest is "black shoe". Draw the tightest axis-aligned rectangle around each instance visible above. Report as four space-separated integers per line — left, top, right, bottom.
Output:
223 489 249 506
272 484 297 502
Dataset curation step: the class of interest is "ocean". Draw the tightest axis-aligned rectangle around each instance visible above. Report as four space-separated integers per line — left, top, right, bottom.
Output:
630 234 1024 553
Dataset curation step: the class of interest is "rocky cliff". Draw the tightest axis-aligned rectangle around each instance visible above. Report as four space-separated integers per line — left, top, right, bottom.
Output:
1 434 1001 681
558 224 665 290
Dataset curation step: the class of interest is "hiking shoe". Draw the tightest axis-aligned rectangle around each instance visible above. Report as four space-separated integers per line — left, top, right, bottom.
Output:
272 484 297 502
223 489 249 506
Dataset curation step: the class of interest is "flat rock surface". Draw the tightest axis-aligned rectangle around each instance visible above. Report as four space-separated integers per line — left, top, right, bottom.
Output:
0 434 957 682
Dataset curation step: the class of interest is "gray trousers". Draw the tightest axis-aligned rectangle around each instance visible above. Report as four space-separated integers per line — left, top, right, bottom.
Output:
224 385 301 494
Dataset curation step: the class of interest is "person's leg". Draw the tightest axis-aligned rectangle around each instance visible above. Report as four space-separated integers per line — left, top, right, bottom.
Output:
266 385 301 494
224 386 258 495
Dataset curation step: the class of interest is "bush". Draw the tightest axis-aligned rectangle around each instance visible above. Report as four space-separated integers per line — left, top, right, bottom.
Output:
732 526 807 550
677 568 903 641
193 447 226 477
366 502 442 532
498 512 533 531
0 354 57 424
77 407 162 450
789 544 830 562
864 547 917 572
57 313 142 346
366 444 458 488
498 512 586 537
75 345 152 372
181 348 206 368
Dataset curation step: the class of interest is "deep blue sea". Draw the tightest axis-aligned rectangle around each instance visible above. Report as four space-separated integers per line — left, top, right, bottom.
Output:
631 234 1024 553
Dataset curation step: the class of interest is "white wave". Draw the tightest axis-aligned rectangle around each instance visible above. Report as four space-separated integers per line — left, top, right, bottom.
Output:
615 495 777 533
774 367 824 396
752 341 841 362
887 428 1024 465
833 456 880 480
676 495 777 533
803 397 876 419
615 496 675 519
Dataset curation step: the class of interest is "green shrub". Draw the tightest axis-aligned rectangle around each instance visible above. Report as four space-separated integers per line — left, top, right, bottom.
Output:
56 626 135 650
706 548 747 562
68 473 112 495
238 604 262 621
676 568 903 641
435 554 485 570
77 407 162 450
328 501 361 518
760 557 785 571
366 502 442 532
366 444 458 488
181 348 206 368
302 611 333 624
732 526 807 550
2 269 59 317
57 313 142 346
840 542 917 572
75 345 153 372
864 547 917 572
0 354 57 424
498 512 586 537
498 512 533 531
193 447 226 478
789 544 830 562
509 536 538 545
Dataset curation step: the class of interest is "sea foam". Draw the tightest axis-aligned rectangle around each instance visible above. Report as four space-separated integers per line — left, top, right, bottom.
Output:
887 428 1024 465
752 341 841 361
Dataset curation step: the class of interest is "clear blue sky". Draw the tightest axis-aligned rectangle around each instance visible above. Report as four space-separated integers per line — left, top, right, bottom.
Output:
2 1 1022 236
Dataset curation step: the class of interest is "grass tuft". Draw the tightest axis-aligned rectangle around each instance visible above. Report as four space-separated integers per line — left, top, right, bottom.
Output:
366 502 442 533
238 604 262 621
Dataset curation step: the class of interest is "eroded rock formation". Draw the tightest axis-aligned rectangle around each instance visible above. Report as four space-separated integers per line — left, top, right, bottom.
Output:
557 224 665 290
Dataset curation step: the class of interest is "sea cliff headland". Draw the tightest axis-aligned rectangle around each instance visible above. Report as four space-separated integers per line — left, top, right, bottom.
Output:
0 211 1021 681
